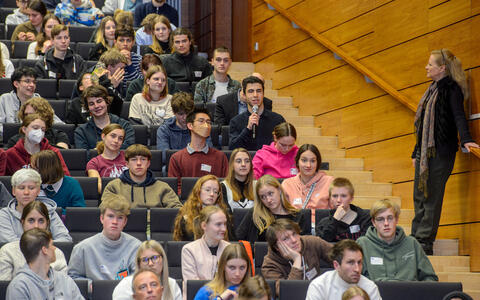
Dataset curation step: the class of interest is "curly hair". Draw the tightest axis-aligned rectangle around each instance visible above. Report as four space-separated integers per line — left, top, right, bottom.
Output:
18 97 55 128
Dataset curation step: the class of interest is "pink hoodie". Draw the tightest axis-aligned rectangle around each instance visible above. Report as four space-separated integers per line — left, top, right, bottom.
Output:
252 142 299 179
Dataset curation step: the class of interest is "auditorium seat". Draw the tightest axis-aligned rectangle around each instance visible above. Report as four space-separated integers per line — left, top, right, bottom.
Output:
6 24 16 40
2 123 20 145
315 209 332 225
0 9 15 25
75 279 89 299
0 26 5 40
158 177 178 195
150 208 179 242
376 281 462 300
48 99 67 120
232 208 249 229
120 101 130 120
210 124 221 148
176 82 191 93
20 59 38 69
278 280 309 300
149 125 160 147
53 123 76 145
0 281 7 300
164 149 177 174
186 280 208 300
3 0 17 7
221 126 229 148
74 177 99 206
12 40 30 59
69 26 96 43
0 77 11 94
92 280 120 300
166 241 189 279
59 149 88 176
254 242 268 275
101 177 116 194
10 58 20 69
180 177 198 201
58 79 77 99
75 42 94 60
65 207 102 243
54 241 74 263
132 124 148 145
36 79 57 99
124 208 148 241
0 176 12 192
150 150 163 177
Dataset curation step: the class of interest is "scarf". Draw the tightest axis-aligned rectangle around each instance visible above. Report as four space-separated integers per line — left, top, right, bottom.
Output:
414 81 439 197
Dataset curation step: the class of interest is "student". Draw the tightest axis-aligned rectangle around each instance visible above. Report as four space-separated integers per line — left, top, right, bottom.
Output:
87 124 128 193
6 0 30 25
102 0 140 14
27 14 61 59
237 276 272 300
65 72 94 125
11 0 47 42
0 169 72 243
132 270 164 300
5 228 83 300
74 85 135 150
134 14 156 52
0 48 14 78
194 243 252 300
252 122 298 179
181 206 230 281
129 65 174 126
236 175 308 244
68 195 142 280
134 0 179 27
282 144 334 210
55 0 104 27
114 26 142 93
89 16 117 61
316 177 371 242
5 114 70 176
145 15 172 55
0 201 68 280
34 24 86 80
173 175 231 241
102 144 181 208
262 218 332 282
221 148 255 210
356 199 438 281
112 240 182 300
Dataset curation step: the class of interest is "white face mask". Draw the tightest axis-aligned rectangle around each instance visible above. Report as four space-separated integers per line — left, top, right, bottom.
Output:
27 128 44 144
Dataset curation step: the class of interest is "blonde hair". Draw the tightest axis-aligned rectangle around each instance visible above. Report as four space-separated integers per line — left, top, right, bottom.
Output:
150 15 172 54
253 175 299 234
99 48 128 67
99 194 131 216
431 49 469 100
342 286 370 300
96 123 125 155
224 148 255 203
95 16 116 48
370 198 400 220
193 206 227 240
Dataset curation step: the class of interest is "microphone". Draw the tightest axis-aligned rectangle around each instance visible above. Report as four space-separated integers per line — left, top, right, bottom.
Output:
252 105 258 139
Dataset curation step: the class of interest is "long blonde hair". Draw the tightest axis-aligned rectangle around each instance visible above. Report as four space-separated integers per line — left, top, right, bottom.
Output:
253 175 299 234
95 16 116 48
224 148 254 202
0 47 4 77
206 244 252 298
431 49 469 100
150 15 172 54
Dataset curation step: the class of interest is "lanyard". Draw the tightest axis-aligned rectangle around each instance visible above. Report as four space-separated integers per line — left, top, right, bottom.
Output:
302 182 317 209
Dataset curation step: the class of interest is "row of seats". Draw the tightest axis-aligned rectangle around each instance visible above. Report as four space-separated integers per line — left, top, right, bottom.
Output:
0 78 77 100
0 24 96 42
1 40 99 60
0 58 97 73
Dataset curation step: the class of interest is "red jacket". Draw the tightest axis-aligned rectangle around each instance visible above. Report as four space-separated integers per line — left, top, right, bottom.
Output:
5 138 70 176
0 149 6 176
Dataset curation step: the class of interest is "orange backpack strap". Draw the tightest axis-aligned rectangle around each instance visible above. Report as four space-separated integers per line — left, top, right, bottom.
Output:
239 240 255 276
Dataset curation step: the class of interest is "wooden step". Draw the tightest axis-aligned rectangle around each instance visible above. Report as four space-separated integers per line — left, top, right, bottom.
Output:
437 272 480 291
429 256 469 272
354 183 393 197
274 107 300 118
315 148 345 159
265 89 279 98
325 170 373 183
327 158 364 171
354 195 401 208
296 135 338 148
296 126 322 136
229 71 251 82
230 62 255 73
285 115 315 127
273 103 297 110
264 79 273 89
463 290 480 300
434 239 459 256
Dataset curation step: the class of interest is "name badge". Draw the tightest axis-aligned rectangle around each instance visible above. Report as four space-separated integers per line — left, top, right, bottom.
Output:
305 267 318 280
201 164 212 172
293 198 302 206
99 265 111 275
194 71 203 78
349 225 360 234
48 71 57 78
290 168 298 175
370 257 384 265
155 108 166 117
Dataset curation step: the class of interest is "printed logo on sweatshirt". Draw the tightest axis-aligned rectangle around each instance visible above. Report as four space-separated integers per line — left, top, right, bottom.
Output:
402 250 415 261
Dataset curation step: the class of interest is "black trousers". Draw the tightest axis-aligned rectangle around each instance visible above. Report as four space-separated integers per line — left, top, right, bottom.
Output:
411 150 456 246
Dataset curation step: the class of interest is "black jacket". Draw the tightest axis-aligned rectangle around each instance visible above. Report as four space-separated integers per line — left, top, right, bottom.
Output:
34 48 86 80
163 52 212 83
134 2 178 27
215 92 273 126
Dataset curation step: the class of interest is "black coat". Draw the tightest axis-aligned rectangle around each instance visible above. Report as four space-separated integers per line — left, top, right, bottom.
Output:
215 92 273 126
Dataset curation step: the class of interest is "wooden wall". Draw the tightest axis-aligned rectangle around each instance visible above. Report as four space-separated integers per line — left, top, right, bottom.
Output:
252 0 480 264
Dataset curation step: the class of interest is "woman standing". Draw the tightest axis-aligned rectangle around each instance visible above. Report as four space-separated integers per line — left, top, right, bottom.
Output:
411 49 479 255
221 148 255 210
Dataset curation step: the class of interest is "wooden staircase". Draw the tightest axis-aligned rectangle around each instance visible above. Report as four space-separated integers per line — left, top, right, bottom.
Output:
229 62 480 299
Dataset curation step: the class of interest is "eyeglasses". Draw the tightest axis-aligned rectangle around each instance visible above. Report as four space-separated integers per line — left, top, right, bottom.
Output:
19 79 37 85
194 118 212 125
201 187 219 195
374 215 396 223
140 255 161 265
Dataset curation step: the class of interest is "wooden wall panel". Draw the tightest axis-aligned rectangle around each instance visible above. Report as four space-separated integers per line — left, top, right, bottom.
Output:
437 224 470 256
470 68 480 115
253 1 277 26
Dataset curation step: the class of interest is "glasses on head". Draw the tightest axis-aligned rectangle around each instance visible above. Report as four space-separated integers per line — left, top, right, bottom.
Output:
20 79 37 85
375 215 395 223
194 118 212 125
201 187 219 195
140 255 161 265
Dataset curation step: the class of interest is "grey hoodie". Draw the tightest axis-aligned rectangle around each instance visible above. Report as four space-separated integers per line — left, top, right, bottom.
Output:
6 265 84 300
0 197 72 243
6 8 29 25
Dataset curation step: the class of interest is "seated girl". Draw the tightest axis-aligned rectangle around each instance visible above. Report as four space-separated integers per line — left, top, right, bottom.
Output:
194 243 252 300
236 175 308 243
221 148 255 210
11 0 47 42
181 206 230 281
145 15 173 55
0 201 68 280
31 150 85 210
0 168 72 243
27 14 61 60
89 16 116 61
173 175 232 241
237 276 272 300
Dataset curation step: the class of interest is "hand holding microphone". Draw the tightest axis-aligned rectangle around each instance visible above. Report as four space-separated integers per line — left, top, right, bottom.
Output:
249 105 259 139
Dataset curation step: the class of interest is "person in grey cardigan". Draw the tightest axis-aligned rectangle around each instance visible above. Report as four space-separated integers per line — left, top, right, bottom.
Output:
0 168 72 243
6 228 84 300
68 194 141 280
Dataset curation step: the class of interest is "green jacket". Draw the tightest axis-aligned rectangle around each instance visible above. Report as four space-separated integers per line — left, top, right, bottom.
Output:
11 21 37 42
356 226 438 281
193 74 241 104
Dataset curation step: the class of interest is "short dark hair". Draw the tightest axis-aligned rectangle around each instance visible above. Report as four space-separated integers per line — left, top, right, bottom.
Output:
115 26 135 41
20 228 52 264
295 144 322 172
328 239 363 264
170 27 194 52
125 144 152 161
186 107 211 125
242 76 264 94
12 67 37 93
213 46 231 58
265 219 301 250
171 92 194 114
82 85 111 109
28 0 47 16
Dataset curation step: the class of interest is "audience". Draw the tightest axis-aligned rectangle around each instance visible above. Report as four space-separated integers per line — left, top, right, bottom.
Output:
102 144 181 208
114 26 142 93
134 13 157 51
114 9 134 28
221 148 255 210
0 48 14 79
0 67 40 140
64 72 94 124
194 243 252 300
129 65 174 126
163 28 212 83
5 228 83 300
305 240 381 300
181 206 230 281
0 201 67 280
262 219 332 282
5 114 70 176
144 15 172 54
173 175 230 241
229 76 285 151
27 14 61 60
131 269 164 300
34 24 87 80
0 169 72 243
237 276 272 300
282 144 333 210
11 0 47 42
236 175 307 243
89 16 117 61
134 0 179 27
356 199 438 281
252 122 298 179
194 46 241 104
6 97 68 149
102 0 140 14
6 0 30 25
74 85 135 149
112 240 182 300
55 0 104 26
68 194 141 280
316 177 371 242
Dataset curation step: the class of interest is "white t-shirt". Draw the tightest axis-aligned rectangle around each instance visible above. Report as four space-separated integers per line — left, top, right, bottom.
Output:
211 80 229 103
129 93 174 126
